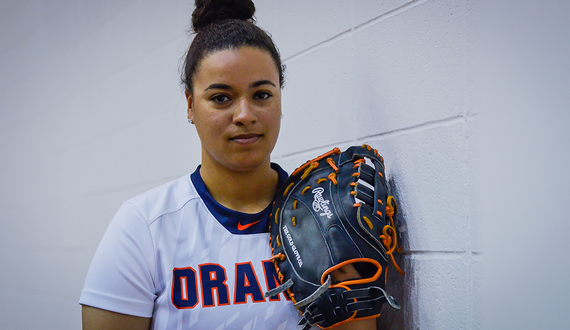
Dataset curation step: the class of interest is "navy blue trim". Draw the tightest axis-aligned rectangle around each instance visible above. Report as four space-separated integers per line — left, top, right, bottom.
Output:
190 164 288 235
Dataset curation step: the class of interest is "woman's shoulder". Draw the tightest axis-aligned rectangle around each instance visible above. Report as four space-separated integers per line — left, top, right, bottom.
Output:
125 172 200 223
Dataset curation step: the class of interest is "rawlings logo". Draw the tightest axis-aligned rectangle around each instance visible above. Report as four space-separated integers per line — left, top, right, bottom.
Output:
312 187 334 219
283 225 303 268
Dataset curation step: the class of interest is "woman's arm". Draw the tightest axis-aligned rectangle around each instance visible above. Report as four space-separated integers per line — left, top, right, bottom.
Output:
334 317 377 330
82 306 151 330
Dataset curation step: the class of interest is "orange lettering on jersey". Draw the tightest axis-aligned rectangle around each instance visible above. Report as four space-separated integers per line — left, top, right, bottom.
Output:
172 267 199 309
234 262 266 304
172 261 288 310
200 264 230 307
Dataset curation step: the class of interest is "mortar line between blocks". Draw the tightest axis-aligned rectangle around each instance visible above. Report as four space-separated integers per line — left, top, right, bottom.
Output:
282 30 352 65
282 0 429 64
275 141 354 160
360 114 472 142
273 114 473 160
352 0 428 32
402 250 470 260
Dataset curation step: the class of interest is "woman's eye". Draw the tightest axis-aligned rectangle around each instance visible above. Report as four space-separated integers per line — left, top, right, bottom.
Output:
210 94 230 103
254 91 272 100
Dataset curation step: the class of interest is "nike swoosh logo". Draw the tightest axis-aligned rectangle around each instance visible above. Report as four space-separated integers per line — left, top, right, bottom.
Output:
237 220 262 231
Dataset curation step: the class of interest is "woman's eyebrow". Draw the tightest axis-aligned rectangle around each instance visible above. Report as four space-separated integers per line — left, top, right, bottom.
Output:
250 80 276 88
205 83 232 91
204 80 276 91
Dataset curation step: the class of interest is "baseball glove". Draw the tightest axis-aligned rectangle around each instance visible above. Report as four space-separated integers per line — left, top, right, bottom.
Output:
265 145 404 329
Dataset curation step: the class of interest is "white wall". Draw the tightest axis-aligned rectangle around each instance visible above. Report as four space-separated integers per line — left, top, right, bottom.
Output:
472 1 570 329
1 1 569 329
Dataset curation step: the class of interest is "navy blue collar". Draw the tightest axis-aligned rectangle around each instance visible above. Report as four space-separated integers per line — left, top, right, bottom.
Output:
190 164 288 235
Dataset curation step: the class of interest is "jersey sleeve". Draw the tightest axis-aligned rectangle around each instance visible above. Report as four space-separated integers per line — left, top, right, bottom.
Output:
79 201 156 317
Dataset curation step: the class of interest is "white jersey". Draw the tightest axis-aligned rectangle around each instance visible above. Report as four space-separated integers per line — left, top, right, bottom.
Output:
80 164 307 329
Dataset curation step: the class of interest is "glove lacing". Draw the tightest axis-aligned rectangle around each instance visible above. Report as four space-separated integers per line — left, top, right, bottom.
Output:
380 196 405 276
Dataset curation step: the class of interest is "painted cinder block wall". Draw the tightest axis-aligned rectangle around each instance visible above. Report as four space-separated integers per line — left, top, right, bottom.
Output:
1 1 569 329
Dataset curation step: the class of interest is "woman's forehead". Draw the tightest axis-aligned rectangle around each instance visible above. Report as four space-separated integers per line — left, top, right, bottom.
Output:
194 47 280 88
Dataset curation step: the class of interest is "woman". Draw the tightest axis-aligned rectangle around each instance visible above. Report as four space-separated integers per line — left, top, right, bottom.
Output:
80 1 376 329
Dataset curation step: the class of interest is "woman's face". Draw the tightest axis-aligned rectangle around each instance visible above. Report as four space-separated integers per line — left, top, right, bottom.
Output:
187 46 282 173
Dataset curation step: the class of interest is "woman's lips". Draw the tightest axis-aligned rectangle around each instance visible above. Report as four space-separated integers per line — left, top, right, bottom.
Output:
230 134 261 144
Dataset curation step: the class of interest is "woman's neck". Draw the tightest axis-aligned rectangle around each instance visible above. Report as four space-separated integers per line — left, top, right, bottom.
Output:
199 160 279 214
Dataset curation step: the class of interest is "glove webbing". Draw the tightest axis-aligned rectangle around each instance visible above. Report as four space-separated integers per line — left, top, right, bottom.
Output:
293 275 332 309
264 278 293 298
264 276 334 309
298 286 400 330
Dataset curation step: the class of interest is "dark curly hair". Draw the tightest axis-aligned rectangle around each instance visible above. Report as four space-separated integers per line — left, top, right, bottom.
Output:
181 0 285 94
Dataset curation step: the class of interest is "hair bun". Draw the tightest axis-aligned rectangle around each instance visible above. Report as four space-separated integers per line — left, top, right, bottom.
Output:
192 0 256 31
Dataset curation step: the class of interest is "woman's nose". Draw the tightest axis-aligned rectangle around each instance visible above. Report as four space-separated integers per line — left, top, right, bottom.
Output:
233 99 257 125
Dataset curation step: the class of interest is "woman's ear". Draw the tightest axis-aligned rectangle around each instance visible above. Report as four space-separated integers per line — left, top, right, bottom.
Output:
185 90 194 122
